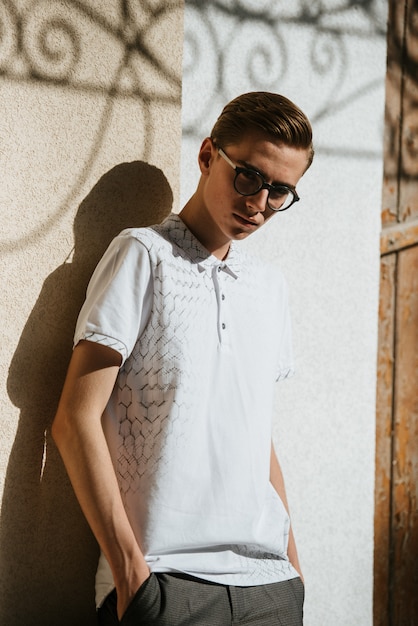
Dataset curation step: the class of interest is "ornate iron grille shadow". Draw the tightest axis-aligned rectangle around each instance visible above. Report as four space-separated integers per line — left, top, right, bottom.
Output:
183 0 390 161
0 0 182 254
384 0 418 185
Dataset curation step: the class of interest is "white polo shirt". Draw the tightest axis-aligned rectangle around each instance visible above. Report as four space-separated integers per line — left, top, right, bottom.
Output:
74 213 298 607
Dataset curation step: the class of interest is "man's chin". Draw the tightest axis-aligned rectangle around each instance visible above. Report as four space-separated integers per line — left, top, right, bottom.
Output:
232 229 257 241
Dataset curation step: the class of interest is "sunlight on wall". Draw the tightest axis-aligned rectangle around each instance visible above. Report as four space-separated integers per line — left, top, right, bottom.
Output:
0 2 183 624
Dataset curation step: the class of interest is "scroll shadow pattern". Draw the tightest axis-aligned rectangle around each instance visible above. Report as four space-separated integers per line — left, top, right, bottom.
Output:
183 0 390 160
0 0 182 253
384 0 418 183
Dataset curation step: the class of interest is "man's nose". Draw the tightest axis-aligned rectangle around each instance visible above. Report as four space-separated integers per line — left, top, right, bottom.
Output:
246 188 269 213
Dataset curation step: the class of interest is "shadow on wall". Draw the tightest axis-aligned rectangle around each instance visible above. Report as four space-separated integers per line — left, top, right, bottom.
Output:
2 162 173 626
183 0 387 159
0 0 182 255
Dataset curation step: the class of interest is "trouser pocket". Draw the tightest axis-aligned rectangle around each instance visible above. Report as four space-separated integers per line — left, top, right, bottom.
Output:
121 574 161 626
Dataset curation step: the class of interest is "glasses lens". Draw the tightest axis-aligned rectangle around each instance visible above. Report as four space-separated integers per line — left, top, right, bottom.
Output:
234 167 296 211
267 187 295 211
234 170 263 195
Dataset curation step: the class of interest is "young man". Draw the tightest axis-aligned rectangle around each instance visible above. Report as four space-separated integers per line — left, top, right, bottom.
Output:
52 91 314 626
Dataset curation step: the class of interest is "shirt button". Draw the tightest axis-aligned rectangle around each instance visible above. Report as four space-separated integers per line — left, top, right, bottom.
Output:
222 323 226 330
218 266 222 272
221 294 225 300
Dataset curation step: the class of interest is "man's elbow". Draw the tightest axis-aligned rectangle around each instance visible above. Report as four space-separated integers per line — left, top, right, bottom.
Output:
51 407 72 451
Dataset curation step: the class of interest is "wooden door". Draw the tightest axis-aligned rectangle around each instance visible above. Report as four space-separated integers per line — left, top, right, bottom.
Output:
374 0 418 624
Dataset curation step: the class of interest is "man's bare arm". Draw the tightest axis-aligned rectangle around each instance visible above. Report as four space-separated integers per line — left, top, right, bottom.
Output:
52 340 150 619
270 442 303 581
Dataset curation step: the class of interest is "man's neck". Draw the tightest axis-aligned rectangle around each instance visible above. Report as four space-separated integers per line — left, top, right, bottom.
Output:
179 202 231 261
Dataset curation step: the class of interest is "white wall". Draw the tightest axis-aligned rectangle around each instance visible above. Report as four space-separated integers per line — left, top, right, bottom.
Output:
181 2 387 624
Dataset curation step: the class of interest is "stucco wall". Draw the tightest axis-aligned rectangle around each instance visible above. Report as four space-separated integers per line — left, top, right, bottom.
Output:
181 2 387 625
0 2 183 624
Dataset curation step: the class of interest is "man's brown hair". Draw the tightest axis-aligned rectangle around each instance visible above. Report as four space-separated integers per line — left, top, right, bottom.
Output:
210 91 314 171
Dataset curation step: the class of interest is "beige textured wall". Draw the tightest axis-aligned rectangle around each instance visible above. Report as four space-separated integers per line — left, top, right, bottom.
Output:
0 2 183 624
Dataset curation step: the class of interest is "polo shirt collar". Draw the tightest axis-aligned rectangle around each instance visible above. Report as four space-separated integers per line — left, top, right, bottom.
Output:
161 213 241 278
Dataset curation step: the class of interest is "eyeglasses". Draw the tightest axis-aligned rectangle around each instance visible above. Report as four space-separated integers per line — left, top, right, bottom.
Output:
217 147 299 212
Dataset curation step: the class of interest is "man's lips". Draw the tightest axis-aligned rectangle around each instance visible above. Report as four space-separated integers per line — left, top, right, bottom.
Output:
233 213 260 227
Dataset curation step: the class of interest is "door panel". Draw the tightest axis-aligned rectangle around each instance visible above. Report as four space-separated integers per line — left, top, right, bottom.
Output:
375 0 418 624
374 255 396 625
391 246 418 624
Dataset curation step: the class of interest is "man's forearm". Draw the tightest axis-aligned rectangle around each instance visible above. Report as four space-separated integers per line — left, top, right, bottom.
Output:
52 341 149 618
269 442 303 580
53 413 148 582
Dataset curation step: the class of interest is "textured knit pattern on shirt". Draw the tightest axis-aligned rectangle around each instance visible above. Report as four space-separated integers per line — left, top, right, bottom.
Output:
74 213 298 605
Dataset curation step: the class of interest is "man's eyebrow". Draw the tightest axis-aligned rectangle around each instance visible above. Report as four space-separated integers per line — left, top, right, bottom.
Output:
237 158 265 175
237 159 296 190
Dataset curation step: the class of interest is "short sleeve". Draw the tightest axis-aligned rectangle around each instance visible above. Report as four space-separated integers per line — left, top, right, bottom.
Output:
74 232 153 364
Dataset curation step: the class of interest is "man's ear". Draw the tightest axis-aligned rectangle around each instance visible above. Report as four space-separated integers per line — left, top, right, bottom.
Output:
198 137 215 175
